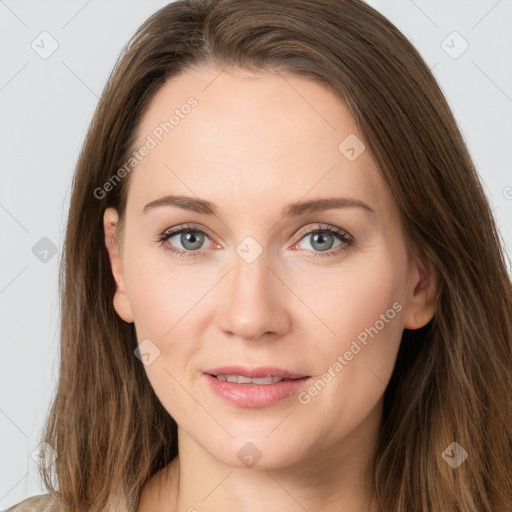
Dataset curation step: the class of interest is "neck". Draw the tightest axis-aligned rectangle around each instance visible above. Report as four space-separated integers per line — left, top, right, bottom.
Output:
156 399 382 512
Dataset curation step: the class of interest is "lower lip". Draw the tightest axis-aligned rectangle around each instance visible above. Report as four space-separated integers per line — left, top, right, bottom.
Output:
203 373 311 408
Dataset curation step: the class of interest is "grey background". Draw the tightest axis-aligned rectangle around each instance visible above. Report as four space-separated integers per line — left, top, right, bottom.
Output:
1 0 511 507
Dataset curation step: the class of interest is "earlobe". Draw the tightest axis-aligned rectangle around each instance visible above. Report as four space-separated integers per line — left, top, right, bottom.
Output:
403 255 438 330
103 207 134 323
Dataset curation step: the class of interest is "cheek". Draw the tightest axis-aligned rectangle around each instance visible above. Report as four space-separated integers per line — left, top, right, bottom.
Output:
296 250 406 348
123 241 201 338
123 250 206 423
295 251 406 413
123 246 209 393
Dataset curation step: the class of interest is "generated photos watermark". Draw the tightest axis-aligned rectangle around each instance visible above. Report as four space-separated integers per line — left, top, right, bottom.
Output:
298 301 403 404
93 96 198 200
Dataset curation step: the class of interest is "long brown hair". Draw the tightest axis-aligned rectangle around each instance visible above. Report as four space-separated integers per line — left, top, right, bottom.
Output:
38 0 512 510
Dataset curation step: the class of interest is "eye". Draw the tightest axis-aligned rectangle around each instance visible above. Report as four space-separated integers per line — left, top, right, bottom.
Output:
156 223 355 260
292 224 355 259
157 223 214 259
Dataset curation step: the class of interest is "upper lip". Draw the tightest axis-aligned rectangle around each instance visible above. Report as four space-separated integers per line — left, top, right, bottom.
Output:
204 366 308 379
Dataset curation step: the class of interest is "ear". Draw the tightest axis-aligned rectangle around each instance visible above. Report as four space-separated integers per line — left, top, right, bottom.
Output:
103 207 134 323
403 250 438 330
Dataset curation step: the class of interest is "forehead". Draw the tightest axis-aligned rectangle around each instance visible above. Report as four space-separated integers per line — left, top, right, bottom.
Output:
127 67 390 219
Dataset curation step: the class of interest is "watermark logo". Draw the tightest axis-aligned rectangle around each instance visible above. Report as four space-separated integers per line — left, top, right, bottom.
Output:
441 442 469 469
441 31 469 59
236 236 264 264
31 31 59 59
237 442 263 468
32 237 58 263
338 134 366 161
134 338 161 366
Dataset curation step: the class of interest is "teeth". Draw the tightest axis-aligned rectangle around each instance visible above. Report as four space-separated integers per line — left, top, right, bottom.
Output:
216 374 284 385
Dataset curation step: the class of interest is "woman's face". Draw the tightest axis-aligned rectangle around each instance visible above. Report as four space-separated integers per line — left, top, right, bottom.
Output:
104 67 435 469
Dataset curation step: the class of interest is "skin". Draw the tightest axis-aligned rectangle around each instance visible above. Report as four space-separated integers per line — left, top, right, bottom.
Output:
103 66 437 512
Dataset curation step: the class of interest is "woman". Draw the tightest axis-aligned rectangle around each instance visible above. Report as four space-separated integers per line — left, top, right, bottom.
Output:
7 0 512 510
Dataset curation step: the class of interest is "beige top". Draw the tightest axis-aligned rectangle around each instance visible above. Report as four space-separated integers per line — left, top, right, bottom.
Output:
4 494 58 512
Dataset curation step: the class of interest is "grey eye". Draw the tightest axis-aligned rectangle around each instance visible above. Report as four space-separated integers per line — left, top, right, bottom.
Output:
170 230 206 251
298 231 342 252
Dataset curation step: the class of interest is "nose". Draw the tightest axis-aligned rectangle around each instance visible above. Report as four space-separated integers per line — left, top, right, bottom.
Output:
216 251 292 342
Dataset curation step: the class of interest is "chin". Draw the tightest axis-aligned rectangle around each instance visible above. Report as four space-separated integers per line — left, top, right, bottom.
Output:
207 436 309 470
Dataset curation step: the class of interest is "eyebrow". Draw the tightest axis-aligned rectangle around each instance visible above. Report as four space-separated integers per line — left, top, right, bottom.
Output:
142 194 375 216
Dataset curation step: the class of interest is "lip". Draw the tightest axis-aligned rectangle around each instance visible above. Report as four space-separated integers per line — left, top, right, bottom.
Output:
203 366 308 379
202 366 311 408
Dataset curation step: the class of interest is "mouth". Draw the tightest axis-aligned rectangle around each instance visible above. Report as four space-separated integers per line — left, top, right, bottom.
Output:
208 374 301 385
202 367 312 408
203 366 310 386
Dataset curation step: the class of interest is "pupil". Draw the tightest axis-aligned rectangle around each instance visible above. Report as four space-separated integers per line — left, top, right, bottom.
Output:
312 232 333 251
182 231 204 250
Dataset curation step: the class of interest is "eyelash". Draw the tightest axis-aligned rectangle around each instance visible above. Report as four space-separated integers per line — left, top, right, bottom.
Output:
156 223 355 260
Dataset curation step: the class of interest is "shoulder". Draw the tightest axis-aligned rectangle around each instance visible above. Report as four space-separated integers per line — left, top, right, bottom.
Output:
3 494 61 512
